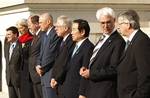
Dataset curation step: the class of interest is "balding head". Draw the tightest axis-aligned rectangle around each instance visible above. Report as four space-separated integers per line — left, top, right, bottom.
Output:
39 13 53 31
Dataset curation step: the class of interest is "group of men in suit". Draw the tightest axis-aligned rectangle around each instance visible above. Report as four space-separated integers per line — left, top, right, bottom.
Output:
4 6 150 98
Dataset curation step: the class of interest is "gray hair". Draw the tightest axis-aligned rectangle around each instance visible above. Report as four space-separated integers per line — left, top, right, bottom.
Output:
16 18 28 27
118 10 140 29
40 13 53 23
56 15 72 28
96 7 116 21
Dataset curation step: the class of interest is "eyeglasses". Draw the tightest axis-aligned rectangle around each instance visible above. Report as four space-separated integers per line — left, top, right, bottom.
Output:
55 25 65 28
118 22 129 26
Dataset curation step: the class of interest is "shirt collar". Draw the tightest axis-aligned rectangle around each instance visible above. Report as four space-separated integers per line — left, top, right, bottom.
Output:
63 33 70 42
46 26 54 35
128 29 138 42
36 29 41 36
103 28 116 37
76 37 87 48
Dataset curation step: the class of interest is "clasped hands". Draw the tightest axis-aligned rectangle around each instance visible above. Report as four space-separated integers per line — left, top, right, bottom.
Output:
79 66 90 79
36 65 44 76
50 78 58 88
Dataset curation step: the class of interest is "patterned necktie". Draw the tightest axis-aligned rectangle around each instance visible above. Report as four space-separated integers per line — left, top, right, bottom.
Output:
89 34 105 68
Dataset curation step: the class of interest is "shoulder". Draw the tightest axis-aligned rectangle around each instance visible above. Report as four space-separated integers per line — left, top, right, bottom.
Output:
83 39 94 49
110 31 125 44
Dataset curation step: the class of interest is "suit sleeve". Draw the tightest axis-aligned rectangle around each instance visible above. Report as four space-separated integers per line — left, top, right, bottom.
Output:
79 44 94 95
42 35 61 73
36 34 44 66
90 39 125 81
132 38 150 98
52 45 69 84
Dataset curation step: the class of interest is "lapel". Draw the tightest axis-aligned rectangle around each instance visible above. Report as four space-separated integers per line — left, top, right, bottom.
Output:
72 39 89 58
119 30 141 62
42 27 55 52
6 43 10 63
32 31 44 46
126 30 141 51
92 31 118 63
9 41 19 63
65 34 74 48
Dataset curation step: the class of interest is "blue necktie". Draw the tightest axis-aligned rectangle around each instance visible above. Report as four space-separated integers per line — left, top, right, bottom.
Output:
43 34 48 46
9 44 15 60
124 40 130 51
72 45 79 57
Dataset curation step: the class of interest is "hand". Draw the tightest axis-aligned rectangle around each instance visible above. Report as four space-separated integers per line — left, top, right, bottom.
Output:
36 65 44 76
82 69 90 79
79 95 87 98
80 66 87 76
50 78 57 88
80 67 90 79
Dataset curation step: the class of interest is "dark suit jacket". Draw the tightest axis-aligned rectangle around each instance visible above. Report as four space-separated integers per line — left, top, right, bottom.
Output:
5 40 22 87
37 27 61 87
118 29 150 98
29 31 44 84
63 38 94 98
52 34 75 85
87 31 125 98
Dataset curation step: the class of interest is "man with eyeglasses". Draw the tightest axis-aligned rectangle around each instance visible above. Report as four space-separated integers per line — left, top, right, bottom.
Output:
117 10 150 98
80 7 125 98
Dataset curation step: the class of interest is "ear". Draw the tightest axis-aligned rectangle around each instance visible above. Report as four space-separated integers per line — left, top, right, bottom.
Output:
47 20 51 25
127 23 131 29
64 26 69 32
81 29 85 36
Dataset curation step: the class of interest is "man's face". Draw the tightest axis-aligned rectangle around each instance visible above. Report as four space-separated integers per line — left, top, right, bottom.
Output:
39 17 49 31
27 19 38 34
71 23 84 42
55 20 67 37
6 30 17 42
117 17 129 37
99 15 115 34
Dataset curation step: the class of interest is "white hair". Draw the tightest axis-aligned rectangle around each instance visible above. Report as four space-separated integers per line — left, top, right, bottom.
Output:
96 7 115 21
56 15 72 28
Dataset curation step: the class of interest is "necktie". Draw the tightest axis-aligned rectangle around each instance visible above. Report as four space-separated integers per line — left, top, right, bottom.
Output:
60 41 65 48
124 40 130 51
9 44 15 60
59 41 65 53
72 45 79 57
31 34 37 46
43 34 48 46
89 35 105 68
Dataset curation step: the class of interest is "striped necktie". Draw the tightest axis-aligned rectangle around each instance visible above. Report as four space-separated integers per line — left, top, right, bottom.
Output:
89 35 105 68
